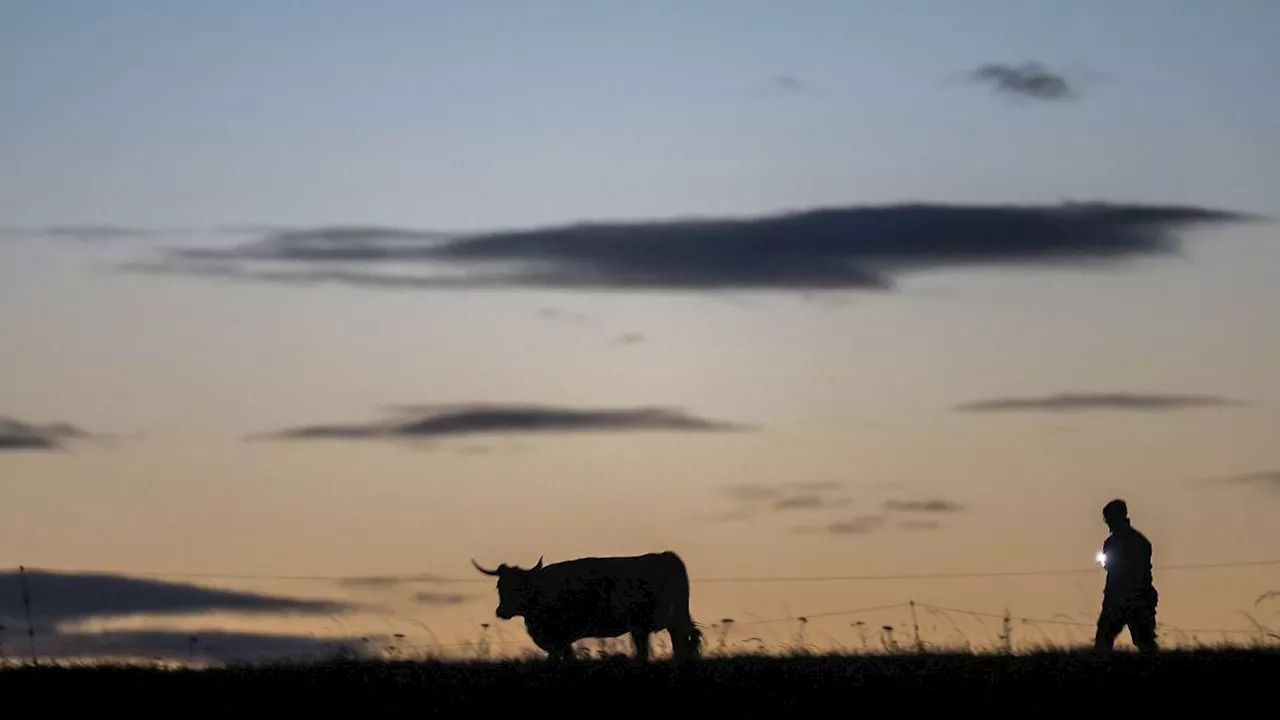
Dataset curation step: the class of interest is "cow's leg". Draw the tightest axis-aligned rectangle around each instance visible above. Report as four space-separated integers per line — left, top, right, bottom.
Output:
529 627 573 664
543 642 575 663
630 629 651 664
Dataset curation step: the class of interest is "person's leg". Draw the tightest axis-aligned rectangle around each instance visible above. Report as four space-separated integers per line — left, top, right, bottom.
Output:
1094 604 1124 656
1127 601 1159 655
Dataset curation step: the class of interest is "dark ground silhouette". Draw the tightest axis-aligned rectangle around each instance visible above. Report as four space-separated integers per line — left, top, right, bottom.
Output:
2 649 1274 714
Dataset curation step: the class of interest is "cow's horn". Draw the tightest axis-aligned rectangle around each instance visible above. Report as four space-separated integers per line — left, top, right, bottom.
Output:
531 556 544 570
471 558 501 576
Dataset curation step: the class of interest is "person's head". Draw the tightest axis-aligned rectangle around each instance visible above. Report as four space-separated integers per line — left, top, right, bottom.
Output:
1102 499 1129 529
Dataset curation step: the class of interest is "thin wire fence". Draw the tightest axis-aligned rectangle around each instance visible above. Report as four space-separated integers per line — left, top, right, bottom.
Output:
17 558 1280 584
4 561 1278 667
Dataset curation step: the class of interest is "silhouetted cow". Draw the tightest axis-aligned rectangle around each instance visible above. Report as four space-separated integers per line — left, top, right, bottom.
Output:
471 551 704 663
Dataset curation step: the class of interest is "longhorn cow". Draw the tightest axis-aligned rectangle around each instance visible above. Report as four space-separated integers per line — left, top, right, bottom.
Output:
471 551 704 663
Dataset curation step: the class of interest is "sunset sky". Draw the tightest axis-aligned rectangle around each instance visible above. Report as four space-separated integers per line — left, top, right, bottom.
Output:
3 1 1279 661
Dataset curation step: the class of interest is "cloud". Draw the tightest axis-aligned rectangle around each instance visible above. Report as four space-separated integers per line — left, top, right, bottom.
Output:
172 225 451 261
700 510 753 523
128 201 1260 295
884 498 966 513
967 62 1078 100
790 480 845 492
769 74 808 93
719 480 847 504
773 494 854 511
0 416 96 451
0 570 350 631
253 403 752 442
955 392 1244 413
335 573 452 589
897 520 942 531
796 514 888 535
536 307 590 324
1210 470 1280 489
0 225 166 241
614 332 647 345
773 494 827 510
410 592 477 606
719 483 784 502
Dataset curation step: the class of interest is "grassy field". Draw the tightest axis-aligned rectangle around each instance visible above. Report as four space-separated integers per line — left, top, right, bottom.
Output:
3 647 1276 715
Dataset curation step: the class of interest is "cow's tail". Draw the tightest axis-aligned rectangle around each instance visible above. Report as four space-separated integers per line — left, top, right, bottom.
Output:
665 551 703 662
686 618 705 659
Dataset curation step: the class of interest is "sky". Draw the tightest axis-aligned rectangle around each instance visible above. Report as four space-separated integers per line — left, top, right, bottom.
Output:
2 0 1280 662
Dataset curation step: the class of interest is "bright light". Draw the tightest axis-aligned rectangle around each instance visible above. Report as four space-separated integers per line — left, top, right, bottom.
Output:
1096 552 1107 567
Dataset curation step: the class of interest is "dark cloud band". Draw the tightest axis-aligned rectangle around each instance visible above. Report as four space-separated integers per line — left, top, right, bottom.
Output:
955 392 1243 413
129 201 1260 294
253 403 751 442
0 416 94 452
0 569 349 628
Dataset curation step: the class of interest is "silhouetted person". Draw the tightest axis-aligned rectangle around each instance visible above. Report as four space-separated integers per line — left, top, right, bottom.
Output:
1094 499 1158 656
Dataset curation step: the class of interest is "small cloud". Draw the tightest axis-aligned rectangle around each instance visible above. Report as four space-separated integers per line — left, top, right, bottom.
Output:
0 416 97 452
955 392 1243 414
410 592 476 606
692 510 754 523
967 61 1078 101
1213 470 1280 488
254 403 752 443
336 573 451 589
770 74 808 93
614 333 647 345
535 308 589 324
773 494 854 511
721 480 846 502
720 483 783 502
884 498 966 513
789 480 844 492
773 494 827 510
797 514 888 535
897 520 942 531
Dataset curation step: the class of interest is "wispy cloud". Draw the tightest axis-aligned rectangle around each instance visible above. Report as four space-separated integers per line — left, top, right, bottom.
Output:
897 520 942 531
769 74 809 93
796 514 888 535
955 392 1244 413
773 494 854 511
613 332 647 345
719 483 784 502
253 403 752 442
0 225 168 241
126 201 1259 295
1209 470 1280 489
884 498 966 513
0 416 96 451
967 61 1079 101
335 573 452 589
718 480 847 503
410 592 477 606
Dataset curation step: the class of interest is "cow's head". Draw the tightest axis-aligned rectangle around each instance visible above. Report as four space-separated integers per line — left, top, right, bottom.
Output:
471 557 544 619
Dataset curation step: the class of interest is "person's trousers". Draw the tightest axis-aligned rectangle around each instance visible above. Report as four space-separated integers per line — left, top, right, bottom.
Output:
1094 592 1158 654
